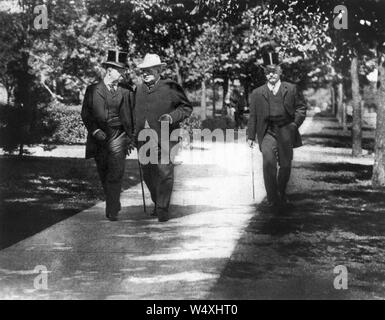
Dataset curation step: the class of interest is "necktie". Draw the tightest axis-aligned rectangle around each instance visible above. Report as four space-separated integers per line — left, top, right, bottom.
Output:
269 85 277 95
108 83 117 93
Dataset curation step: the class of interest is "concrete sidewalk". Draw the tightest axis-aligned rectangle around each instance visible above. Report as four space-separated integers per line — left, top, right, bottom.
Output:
0 138 265 299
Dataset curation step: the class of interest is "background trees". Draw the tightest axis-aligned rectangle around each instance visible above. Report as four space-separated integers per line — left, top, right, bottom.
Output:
1 0 385 188
0 0 116 154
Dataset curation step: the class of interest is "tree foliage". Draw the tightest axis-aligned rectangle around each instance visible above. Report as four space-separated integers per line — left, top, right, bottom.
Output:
1 0 385 170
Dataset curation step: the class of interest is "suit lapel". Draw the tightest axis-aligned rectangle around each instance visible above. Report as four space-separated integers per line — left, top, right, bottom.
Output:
149 79 162 93
281 82 289 102
96 81 108 100
261 84 270 116
116 87 124 107
94 81 108 120
261 84 269 101
139 83 149 94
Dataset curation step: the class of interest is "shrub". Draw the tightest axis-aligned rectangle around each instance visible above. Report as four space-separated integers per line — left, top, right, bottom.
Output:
179 113 202 148
201 115 236 131
45 102 87 145
0 103 57 154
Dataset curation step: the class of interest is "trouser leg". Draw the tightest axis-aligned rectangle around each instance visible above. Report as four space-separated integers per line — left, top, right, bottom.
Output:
142 163 158 205
105 146 126 217
276 124 294 199
94 149 108 198
141 160 174 212
138 135 160 206
97 131 128 218
277 166 291 196
261 132 279 203
155 163 174 211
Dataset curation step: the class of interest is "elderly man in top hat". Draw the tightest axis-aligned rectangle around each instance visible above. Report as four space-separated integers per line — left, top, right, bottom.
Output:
247 51 306 212
81 49 135 221
135 54 192 222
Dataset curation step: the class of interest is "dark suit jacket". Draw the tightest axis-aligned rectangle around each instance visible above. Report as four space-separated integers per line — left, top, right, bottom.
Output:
135 79 192 143
247 81 307 149
81 81 135 159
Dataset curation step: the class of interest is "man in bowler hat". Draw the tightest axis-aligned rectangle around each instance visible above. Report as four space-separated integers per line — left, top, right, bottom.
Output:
135 54 192 222
247 51 307 211
81 49 135 221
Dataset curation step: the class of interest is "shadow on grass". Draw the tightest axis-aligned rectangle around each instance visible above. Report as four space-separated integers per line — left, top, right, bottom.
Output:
302 133 374 151
209 161 385 299
0 157 140 250
323 126 375 132
293 162 373 184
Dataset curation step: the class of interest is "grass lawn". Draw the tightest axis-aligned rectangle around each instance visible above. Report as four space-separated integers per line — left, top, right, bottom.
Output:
302 116 376 152
0 156 140 250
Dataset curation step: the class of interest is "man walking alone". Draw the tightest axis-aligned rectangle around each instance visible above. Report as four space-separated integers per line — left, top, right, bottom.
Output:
247 50 306 212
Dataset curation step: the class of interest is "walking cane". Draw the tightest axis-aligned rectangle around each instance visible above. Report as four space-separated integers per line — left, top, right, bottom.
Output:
137 148 147 213
251 147 255 200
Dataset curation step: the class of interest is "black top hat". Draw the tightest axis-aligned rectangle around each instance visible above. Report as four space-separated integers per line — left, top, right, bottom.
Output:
102 49 128 69
262 51 280 66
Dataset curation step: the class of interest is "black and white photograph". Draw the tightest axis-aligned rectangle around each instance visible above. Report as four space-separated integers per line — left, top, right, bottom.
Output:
0 0 385 304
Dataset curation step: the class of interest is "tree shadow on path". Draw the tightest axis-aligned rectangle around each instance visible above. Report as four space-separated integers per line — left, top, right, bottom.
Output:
209 161 385 299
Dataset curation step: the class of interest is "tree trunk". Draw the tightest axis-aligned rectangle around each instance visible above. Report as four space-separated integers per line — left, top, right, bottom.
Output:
212 79 216 117
244 83 249 109
201 80 207 121
330 84 336 115
342 102 348 132
372 56 385 188
18 144 24 157
351 56 362 156
222 76 229 115
7 88 11 105
337 82 343 123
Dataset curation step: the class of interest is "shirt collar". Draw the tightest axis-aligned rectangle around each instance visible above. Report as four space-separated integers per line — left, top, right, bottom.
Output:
103 78 118 91
144 77 161 90
267 80 281 92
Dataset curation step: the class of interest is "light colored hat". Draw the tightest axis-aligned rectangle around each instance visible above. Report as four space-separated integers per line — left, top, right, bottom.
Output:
137 54 166 69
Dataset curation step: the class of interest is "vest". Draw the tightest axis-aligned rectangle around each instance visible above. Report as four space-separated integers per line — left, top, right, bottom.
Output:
105 87 121 120
267 86 285 117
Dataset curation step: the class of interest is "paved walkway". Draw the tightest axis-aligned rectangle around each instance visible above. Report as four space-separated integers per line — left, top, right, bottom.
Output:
0 118 378 299
0 134 266 299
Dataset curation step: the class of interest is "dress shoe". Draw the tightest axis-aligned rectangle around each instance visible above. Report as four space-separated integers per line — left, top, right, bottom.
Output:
157 209 169 222
279 194 295 210
258 200 280 214
106 212 118 221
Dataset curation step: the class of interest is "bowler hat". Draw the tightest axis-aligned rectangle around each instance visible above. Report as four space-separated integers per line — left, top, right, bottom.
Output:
102 49 128 69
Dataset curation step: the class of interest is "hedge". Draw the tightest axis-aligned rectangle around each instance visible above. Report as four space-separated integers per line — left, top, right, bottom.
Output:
45 102 87 145
1 101 236 147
